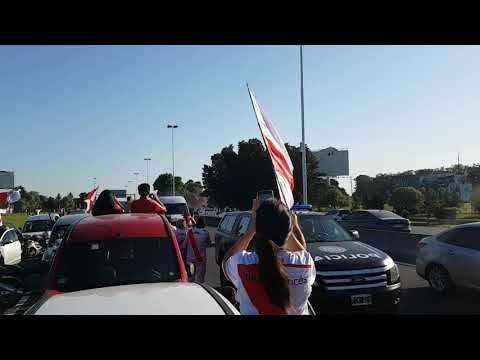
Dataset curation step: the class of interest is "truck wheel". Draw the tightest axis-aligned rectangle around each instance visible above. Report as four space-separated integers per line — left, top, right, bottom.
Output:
427 264 454 294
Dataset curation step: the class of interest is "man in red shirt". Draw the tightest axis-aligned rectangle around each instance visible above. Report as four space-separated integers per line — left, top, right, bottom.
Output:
130 183 167 215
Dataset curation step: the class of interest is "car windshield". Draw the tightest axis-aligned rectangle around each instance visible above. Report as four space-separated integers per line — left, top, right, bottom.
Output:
53 237 180 292
298 215 353 243
23 220 51 233
165 203 187 215
51 224 70 242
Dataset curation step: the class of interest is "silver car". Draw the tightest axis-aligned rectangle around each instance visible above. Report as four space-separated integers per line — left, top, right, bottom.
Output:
416 223 480 293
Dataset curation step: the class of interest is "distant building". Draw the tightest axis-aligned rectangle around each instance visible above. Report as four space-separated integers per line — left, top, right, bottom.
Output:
391 172 473 202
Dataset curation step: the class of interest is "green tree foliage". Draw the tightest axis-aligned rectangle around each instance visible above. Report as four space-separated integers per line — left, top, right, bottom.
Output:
202 138 350 210
390 187 425 215
420 187 440 218
353 175 385 209
153 173 185 196
472 188 480 213
183 180 204 205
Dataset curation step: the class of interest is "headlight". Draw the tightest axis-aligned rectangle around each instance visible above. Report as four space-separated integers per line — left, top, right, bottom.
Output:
387 263 400 284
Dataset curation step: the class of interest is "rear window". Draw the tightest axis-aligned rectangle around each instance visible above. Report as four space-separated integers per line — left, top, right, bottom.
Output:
219 215 236 233
53 237 180 292
24 220 51 232
164 203 187 215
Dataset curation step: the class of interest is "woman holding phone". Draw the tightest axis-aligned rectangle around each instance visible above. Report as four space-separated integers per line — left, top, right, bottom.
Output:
222 198 315 315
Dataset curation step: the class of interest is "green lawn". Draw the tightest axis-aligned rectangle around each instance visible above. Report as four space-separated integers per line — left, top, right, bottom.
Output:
3 213 28 229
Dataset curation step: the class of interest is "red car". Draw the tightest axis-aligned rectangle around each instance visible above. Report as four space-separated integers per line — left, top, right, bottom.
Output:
45 213 189 294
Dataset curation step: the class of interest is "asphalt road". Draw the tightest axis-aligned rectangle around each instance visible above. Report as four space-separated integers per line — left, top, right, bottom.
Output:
205 227 480 315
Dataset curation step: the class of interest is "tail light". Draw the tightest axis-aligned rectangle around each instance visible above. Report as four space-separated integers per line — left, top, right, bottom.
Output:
417 240 427 251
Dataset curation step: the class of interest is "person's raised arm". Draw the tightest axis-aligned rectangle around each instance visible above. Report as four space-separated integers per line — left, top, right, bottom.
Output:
149 193 167 214
284 213 306 251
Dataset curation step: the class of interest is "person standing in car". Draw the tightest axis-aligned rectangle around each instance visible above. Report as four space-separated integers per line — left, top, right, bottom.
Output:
130 183 167 215
91 190 125 216
125 196 133 213
222 199 315 315
186 217 212 283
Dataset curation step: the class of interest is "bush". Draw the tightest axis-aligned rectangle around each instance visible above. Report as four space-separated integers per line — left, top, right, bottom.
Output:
391 187 425 215
433 207 458 220
472 191 480 213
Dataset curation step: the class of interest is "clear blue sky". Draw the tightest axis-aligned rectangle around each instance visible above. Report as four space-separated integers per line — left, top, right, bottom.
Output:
1 45 479 197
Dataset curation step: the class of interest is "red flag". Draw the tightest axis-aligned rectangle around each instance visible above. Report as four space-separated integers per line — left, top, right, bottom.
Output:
85 187 98 213
0 192 8 206
248 87 295 209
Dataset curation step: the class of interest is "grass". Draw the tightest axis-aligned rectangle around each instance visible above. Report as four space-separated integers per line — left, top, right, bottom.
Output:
3 213 28 229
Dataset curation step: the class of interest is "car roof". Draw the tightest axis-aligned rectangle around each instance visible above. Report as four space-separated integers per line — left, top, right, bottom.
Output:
158 196 187 204
455 222 480 229
26 214 58 221
67 213 170 244
54 214 90 227
32 283 238 315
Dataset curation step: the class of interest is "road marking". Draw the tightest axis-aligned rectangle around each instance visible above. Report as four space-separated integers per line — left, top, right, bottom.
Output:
396 261 416 268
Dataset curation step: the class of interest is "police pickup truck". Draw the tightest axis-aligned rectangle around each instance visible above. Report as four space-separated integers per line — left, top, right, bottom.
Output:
214 205 401 314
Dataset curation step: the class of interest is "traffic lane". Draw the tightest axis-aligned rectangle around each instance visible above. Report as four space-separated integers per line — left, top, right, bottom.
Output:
411 226 449 236
397 262 480 315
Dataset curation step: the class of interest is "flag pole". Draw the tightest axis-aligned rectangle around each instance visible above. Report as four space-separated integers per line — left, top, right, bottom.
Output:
300 45 308 205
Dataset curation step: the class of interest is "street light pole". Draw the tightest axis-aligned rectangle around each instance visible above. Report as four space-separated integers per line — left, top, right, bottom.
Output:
167 124 178 196
144 158 151 187
300 45 308 205
93 177 97 189
133 172 139 199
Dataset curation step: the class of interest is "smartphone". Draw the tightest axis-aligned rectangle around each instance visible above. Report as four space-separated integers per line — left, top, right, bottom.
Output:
256 190 274 204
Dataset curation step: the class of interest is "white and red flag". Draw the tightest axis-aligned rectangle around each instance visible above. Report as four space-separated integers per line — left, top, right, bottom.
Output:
248 87 295 209
85 187 98 213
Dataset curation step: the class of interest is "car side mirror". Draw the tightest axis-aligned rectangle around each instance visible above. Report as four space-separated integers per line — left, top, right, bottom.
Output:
349 230 360 240
186 263 196 278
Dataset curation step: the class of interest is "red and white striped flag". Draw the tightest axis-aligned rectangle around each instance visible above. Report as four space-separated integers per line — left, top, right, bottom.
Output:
85 187 98 213
248 87 295 209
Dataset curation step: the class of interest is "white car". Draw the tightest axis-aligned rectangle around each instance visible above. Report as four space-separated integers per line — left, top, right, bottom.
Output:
0 226 22 266
158 195 188 224
25 283 240 315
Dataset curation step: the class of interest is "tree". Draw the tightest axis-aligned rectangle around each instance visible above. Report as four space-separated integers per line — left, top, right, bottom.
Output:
153 173 185 196
421 187 440 219
472 188 480 213
391 187 425 216
324 187 350 208
353 175 385 209
183 180 204 206
467 164 480 186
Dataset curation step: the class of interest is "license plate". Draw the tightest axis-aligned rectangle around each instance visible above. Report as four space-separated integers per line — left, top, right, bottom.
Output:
351 294 372 306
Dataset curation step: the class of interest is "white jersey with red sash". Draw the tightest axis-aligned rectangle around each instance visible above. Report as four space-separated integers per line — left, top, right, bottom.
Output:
223 249 315 315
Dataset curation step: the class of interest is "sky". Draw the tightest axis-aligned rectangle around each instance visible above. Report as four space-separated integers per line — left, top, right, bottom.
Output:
1 45 479 197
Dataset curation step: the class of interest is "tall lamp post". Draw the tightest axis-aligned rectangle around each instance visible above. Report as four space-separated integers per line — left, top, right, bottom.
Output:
300 45 308 205
144 158 151 187
93 177 97 189
167 124 178 196
133 172 139 199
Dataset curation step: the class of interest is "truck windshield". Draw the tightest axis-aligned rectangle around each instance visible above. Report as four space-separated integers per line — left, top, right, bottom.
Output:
164 203 187 215
298 215 353 243
23 220 51 233
53 237 180 292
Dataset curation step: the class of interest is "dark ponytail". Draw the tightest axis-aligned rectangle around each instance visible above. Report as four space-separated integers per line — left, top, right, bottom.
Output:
255 199 292 310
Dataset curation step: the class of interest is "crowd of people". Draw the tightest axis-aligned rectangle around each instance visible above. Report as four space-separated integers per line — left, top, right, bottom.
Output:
89 183 315 315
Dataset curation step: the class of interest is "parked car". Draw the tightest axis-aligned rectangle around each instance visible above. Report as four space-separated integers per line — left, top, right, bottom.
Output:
25 282 240 315
41 213 89 264
416 222 480 294
214 206 401 313
158 196 188 224
22 213 59 244
0 225 22 266
339 210 411 233
324 209 351 222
